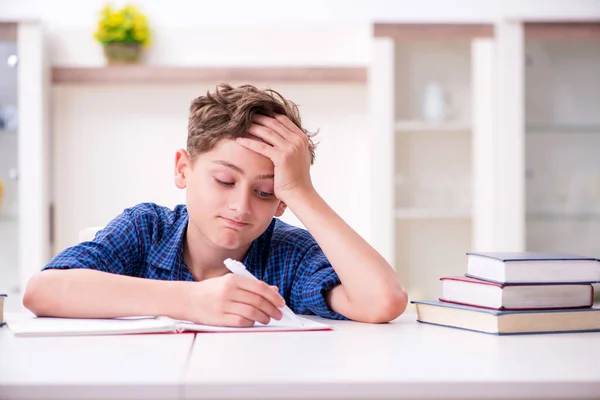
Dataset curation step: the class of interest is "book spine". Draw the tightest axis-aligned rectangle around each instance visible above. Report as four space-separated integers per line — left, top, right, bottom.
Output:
438 298 501 310
439 297 594 311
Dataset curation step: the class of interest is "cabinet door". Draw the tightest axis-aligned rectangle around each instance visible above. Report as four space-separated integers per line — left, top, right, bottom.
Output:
0 26 19 309
524 23 600 259
371 24 495 302
0 22 51 312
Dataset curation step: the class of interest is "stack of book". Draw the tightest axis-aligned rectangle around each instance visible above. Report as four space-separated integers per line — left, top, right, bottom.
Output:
412 252 600 335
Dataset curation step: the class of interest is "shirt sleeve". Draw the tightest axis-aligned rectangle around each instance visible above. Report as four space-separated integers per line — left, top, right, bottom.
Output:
42 209 141 276
290 244 349 320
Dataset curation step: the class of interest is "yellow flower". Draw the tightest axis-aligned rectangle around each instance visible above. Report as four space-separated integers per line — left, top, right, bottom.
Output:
100 5 112 16
133 30 143 41
108 13 123 27
93 3 151 46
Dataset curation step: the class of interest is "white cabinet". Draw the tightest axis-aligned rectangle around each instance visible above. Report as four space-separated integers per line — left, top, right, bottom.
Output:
369 24 498 302
0 36 19 303
0 21 51 312
369 21 600 303
524 23 600 258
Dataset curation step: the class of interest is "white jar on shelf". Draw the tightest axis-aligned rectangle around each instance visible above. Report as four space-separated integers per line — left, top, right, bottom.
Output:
422 81 447 123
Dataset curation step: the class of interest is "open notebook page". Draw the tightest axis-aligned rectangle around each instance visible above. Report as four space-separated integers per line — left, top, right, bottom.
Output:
6 314 331 337
174 315 331 333
7 316 176 337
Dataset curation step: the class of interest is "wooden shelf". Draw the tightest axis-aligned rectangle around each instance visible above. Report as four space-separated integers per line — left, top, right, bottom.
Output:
527 212 600 221
52 66 368 84
525 22 600 40
527 125 600 134
374 23 493 40
374 22 600 41
395 208 471 220
0 23 17 41
395 120 470 133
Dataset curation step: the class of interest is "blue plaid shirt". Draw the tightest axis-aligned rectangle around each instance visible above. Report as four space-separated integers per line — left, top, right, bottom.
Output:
43 202 347 320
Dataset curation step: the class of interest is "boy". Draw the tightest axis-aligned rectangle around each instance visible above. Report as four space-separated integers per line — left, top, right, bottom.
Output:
24 83 408 326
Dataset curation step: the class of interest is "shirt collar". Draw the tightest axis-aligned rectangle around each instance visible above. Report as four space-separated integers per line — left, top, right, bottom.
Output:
147 210 189 271
242 218 276 280
147 211 276 274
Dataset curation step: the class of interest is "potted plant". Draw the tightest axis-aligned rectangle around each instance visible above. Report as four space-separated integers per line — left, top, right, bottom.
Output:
94 4 151 65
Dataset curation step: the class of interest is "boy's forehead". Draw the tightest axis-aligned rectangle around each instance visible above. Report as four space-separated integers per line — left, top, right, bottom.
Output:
201 138 274 172
211 136 268 150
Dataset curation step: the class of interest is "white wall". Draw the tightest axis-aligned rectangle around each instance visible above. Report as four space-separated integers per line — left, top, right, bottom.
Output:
47 26 370 67
3 0 599 68
53 83 368 253
3 0 600 27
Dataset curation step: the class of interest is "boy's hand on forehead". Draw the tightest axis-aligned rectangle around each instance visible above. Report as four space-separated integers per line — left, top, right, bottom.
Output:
236 114 314 203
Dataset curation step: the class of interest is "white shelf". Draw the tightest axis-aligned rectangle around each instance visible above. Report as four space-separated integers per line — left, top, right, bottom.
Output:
395 208 471 220
395 120 470 133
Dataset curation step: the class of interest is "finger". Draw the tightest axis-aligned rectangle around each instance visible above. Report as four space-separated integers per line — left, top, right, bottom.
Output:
225 302 272 325
222 313 255 328
235 137 276 159
247 123 288 147
235 276 286 308
230 289 283 321
274 114 306 138
253 114 296 140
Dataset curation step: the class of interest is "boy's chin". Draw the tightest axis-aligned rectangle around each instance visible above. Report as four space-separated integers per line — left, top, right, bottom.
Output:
214 234 249 251
217 241 243 251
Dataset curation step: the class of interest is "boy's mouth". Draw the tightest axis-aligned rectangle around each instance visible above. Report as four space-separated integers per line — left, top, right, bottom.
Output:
220 217 250 228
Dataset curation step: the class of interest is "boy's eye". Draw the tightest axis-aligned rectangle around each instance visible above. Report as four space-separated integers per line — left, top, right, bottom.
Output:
255 190 274 199
214 178 234 186
214 176 273 198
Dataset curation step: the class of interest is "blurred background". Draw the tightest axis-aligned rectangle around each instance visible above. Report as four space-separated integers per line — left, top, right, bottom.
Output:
1 0 599 312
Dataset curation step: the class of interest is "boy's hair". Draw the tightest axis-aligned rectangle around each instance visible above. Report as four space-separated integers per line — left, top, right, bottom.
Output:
187 83 317 164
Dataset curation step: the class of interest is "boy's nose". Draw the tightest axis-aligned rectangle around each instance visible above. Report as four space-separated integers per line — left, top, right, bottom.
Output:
229 189 251 215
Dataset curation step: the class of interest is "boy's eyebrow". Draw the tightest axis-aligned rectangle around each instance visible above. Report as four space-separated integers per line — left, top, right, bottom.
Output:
213 160 274 180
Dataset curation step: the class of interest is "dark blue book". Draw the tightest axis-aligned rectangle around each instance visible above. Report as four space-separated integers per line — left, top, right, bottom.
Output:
465 252 600 284
412 299 600 335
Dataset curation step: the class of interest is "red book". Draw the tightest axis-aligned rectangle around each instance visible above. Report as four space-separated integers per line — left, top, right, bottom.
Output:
439 275 594 310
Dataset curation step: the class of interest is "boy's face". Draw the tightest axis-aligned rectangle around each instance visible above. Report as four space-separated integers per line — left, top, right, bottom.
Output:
175 138 286 250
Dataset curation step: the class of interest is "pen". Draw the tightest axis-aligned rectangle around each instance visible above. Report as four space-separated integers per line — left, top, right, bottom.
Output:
223 258 304 327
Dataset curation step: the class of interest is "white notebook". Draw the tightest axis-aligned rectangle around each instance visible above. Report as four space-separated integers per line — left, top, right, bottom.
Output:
7 314 332 337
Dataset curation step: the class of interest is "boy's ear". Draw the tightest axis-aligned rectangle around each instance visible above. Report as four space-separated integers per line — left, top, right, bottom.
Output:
274 201 287 217
174 149 191 189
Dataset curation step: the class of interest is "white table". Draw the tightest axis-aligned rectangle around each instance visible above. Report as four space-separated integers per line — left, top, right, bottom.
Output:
184 315 600 400
0 314 195 400
2 314 600 400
